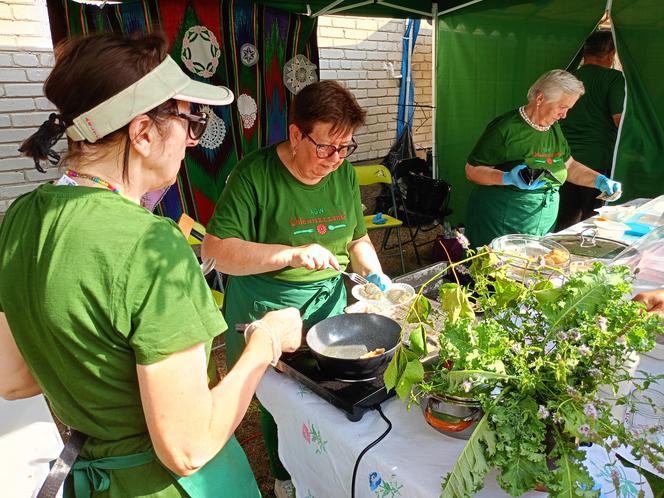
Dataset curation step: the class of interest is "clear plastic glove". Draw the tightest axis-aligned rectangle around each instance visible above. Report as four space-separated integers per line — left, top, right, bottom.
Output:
595 174 622 197
366 272 392 291
502 164 547 190
246 308 303 365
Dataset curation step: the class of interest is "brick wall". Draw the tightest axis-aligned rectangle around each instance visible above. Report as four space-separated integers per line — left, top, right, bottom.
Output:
0 0 56 214
317 16 433 163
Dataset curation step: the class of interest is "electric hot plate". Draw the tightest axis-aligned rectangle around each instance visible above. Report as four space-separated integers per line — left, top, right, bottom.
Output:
275 348 394 422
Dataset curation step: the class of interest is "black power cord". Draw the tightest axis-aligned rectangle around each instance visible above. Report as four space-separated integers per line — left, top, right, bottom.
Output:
351 404 393 498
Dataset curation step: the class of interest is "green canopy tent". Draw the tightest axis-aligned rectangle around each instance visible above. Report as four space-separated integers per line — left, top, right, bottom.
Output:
244 0 664 225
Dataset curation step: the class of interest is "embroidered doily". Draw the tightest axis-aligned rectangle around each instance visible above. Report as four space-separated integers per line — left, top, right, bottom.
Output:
283 54 317 94
237 93 257 129
181 25 221 78
240 43 259 67
198 105 226 149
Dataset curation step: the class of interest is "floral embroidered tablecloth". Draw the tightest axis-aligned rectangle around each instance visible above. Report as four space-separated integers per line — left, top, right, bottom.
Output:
257 350 661 498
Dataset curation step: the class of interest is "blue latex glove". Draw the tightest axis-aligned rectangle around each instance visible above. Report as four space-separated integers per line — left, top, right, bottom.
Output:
595 174 622 196
366 272 392 291
502 164 547 190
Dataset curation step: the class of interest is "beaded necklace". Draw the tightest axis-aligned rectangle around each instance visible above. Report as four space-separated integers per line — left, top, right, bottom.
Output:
65 169 121 193
518 106 550 132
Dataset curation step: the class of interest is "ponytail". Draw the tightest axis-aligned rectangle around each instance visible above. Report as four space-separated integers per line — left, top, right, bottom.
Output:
18 113 66 173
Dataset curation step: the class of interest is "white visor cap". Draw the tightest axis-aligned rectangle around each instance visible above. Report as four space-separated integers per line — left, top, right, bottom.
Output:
66 56 234 143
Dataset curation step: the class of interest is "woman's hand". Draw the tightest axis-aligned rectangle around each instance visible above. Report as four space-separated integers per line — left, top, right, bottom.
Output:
366 272 392 291
594 174 622 199
633 289 664 320
290 244 340 271
503 164 547 190
259 308 303 355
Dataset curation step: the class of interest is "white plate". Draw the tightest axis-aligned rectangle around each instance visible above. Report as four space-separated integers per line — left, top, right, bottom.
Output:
351 282 416 308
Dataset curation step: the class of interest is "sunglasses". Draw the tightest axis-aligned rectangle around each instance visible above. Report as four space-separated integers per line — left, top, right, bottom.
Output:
171 111 209 140
303 133 358 159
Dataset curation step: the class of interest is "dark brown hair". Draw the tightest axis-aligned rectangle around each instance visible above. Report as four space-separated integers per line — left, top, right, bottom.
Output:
289 80 366 136
20 32 176 177
584 30 615 57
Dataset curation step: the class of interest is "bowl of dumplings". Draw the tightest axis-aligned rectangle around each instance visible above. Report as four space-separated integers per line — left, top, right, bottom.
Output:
351 282 416 309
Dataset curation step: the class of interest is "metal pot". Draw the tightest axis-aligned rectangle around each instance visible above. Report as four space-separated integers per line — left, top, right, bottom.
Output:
306 313 401 380
420 392 483 439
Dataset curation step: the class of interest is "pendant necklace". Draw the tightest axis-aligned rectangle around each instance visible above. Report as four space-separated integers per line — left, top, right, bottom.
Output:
65 169 121 193
519 106 550 132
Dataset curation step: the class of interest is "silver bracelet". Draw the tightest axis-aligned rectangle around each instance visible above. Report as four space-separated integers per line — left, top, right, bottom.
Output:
244 320 281 366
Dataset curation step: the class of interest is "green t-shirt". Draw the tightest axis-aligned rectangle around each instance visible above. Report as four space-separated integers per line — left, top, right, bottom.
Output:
0 183 225 456
207 144 367 282
561 64 625 171
468 109 571 185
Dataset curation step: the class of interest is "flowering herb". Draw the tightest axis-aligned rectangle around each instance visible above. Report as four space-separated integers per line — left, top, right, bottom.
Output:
384 248 663 497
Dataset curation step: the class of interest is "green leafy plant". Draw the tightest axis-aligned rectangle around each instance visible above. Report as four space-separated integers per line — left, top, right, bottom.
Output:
385 248 664 497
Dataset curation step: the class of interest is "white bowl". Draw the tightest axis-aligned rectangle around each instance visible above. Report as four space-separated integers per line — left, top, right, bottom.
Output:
351 282 416 308
593 219 629 239
594 205 634 222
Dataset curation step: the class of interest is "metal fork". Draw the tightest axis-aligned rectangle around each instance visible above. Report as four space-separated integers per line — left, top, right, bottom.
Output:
340 271 369 286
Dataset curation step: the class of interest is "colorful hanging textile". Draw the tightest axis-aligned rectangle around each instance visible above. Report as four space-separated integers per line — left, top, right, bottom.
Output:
64 0 159 36
60 0 318 225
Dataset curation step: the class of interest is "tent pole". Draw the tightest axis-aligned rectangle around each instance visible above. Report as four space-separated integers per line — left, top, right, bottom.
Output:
309 0 347 17
438 0 483 16
431 2 438 179
321 1 374 16
378 1 433 17
606 0 622 179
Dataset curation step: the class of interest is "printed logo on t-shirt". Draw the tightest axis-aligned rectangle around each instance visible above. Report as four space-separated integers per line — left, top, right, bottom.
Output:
290 208 348 236
530 151 564 167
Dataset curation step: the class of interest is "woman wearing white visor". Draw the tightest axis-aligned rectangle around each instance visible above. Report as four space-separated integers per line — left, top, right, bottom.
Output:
0 33 301 497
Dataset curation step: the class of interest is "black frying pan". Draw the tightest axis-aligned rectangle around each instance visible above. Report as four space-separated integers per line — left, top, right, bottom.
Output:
306 313 401 380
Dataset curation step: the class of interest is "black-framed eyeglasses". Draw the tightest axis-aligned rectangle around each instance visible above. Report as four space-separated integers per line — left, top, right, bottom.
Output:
303 133 358 159
172 111 209 140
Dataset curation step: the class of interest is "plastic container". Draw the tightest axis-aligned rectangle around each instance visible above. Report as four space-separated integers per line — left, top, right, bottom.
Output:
594 204 636 222
489 234 570 283
593 219 629 239
610 225 664 290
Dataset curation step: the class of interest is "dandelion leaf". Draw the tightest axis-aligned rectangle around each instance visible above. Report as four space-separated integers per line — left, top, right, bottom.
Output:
441 412 495 498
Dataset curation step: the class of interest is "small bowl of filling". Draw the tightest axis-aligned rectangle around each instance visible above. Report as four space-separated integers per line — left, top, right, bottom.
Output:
351 282 416 308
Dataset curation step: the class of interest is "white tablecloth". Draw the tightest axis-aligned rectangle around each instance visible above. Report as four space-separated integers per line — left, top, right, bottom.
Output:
257 359 660 498
0 395 64 498
257 200 664 498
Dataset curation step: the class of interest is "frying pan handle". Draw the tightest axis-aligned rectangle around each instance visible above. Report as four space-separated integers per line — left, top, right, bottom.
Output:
235 323 249 334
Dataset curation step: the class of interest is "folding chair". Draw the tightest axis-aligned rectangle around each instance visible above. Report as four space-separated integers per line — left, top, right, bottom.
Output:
354 164 409 274
392 157 453 265
177 213 225 306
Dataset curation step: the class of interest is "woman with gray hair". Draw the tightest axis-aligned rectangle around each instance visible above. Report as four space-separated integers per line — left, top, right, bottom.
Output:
464 69 622 247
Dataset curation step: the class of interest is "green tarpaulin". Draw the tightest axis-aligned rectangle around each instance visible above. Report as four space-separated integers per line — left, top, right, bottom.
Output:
435 0 606 223
612 0 664 202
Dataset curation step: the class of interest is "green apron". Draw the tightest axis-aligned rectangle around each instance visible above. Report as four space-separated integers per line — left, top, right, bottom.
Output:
222 273 347 367
66 436 260 498
466 185 560 248
222 273 346 481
